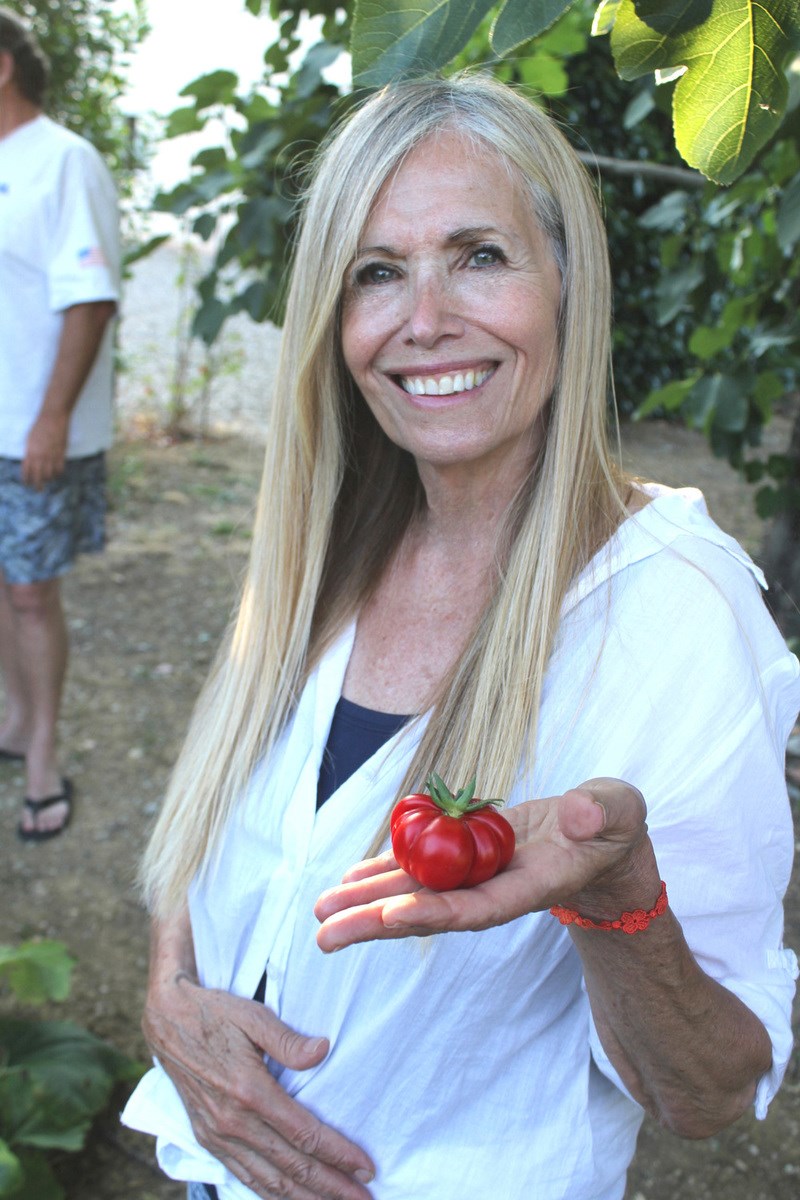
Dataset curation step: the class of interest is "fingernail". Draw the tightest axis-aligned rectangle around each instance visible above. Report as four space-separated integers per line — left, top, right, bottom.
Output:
307 1037 327 1055
355 1168 374 1184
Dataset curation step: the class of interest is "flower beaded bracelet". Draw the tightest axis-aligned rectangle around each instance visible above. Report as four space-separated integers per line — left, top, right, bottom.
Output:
550 881 668 934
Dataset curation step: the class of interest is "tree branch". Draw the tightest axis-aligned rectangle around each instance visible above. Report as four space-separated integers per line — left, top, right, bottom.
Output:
577 152 707 189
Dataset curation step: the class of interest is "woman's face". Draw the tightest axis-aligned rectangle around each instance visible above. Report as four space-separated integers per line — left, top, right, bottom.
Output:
340 131 562 485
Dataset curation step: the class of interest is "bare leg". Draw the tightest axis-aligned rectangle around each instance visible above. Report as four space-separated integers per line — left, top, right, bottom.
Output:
7 577 69 834
0 573 31 754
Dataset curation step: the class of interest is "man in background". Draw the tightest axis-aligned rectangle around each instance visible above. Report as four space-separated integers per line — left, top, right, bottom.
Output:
0 8 120 840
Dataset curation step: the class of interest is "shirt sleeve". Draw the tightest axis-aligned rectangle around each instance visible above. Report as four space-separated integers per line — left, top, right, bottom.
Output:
46 140 120 312
584 535 800 1116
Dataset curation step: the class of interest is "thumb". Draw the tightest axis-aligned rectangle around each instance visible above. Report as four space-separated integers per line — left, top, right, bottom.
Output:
256 1006 330 1070
558 777 646 845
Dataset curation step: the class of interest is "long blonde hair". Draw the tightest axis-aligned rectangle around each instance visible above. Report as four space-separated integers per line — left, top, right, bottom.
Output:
141 74 630 915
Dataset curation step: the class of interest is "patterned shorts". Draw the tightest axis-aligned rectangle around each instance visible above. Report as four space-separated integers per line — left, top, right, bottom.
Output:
0 452 107 585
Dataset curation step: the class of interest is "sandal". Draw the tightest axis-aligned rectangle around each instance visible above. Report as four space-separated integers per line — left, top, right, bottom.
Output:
0 748 25 762
17 778 73 842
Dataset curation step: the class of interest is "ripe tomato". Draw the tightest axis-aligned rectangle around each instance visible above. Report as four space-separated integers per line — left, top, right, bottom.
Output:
390 773 515 891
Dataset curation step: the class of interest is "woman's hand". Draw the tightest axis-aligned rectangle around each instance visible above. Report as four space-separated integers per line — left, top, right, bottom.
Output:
143 917 375 1199
315 777 655 951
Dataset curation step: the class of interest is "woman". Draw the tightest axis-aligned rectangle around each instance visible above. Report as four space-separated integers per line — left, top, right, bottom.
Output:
122 76 799 1200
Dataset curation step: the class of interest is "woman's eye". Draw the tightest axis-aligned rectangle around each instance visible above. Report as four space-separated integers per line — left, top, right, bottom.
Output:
354 262 398 286
469 244 506 268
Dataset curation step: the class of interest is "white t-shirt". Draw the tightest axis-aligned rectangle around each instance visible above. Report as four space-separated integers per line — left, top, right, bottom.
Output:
0 115 120 459
122 487 800 1200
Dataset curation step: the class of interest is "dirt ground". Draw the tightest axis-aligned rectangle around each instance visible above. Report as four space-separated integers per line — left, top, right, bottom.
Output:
1 417 798 1200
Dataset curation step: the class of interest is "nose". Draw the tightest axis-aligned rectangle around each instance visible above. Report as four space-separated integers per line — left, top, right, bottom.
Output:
403 270 464 348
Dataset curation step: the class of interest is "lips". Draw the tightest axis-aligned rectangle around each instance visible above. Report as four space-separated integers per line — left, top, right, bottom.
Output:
396 365 496 396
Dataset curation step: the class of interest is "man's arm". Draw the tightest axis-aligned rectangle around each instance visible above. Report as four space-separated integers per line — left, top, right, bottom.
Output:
23 299 116 488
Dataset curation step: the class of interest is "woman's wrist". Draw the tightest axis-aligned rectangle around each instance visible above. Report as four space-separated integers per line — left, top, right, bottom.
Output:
557 834 662 923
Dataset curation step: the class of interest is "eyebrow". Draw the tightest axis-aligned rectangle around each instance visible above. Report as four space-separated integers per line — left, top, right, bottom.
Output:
356 226 506 257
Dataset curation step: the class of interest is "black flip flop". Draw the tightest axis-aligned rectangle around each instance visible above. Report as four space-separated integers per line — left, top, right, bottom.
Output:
0 748 25 762
17 778 73 842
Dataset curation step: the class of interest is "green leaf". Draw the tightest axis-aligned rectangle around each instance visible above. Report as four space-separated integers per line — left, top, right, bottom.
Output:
490 0 575 57
165 105 205 138
0 942 74 1005
639 189 689 230
632 0 713 36
3 1148 63 1200
193 214 217 241
655 261 705 324
634 372 700 419
0 1019 140 1152
610 0 797 183
192 299 230 346
623 85 656 127
351 0 496 84
592 0 623 36
777 171 800 249
518 52 570 95
755 483 784 517
683 372 744 432
0 1139 23 1196
179 69 239 109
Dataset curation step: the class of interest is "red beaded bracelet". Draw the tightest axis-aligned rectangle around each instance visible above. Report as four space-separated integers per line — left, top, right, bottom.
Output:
550 881 668 934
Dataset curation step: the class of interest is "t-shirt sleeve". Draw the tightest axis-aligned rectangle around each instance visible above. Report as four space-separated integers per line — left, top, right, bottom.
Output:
46 141 120 312
583 537 800 1116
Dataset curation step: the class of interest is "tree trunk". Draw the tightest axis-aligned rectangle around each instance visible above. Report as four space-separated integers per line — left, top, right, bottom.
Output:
760 402 800 640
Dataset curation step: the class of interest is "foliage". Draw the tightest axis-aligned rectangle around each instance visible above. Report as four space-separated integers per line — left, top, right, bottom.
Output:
0 940 142 1199
632 87 800 520
15 0 150 185
351 0 800 183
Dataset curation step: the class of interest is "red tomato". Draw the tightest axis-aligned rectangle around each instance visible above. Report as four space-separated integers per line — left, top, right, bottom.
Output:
390 774 515 891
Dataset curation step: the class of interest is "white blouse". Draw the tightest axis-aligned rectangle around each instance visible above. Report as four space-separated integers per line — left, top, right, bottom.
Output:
123 486 800 1200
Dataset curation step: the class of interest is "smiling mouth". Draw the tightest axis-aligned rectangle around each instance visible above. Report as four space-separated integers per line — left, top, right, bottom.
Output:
396 366 496 397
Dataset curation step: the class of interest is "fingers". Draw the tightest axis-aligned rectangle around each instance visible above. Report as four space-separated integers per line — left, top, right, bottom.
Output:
181 1069 374 1199
145 982 375 1196
314 867 418 923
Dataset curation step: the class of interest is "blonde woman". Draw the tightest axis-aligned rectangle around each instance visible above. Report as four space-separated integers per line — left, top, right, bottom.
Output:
123 77 799 1200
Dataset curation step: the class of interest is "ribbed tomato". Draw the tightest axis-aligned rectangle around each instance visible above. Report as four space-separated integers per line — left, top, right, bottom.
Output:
390 774 515 891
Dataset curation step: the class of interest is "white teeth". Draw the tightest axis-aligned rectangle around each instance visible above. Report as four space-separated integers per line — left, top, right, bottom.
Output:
399 367 492 396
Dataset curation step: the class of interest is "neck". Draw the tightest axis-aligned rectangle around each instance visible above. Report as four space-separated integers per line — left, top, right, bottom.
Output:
0 90 41 140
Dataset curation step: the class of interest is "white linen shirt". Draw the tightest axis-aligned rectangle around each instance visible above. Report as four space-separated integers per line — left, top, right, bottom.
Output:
0 115 120 458
123 486 800 1200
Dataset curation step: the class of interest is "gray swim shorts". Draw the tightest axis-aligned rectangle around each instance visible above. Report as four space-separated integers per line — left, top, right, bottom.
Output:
0 453 107 585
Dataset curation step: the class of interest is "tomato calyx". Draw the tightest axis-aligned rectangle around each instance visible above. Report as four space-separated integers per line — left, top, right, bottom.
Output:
425 772 504 819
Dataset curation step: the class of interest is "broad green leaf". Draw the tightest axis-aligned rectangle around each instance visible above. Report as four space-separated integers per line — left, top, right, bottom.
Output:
684 372 743 432
593 0 623 36
634 372 700 419
610 0 797 183
623 86 656 127
3 1149 63 1200
777 172 800 248
491 0 575 57
0 1019 140 1152
179 70 239 109
518 52 570 95
755 483 784 517
193 299 230 346
655 261 705 324
639 189 689 230
0 942 74 1005
351 0 496 84
165 106 205 138
0 1139 22 1196
632 0 712 35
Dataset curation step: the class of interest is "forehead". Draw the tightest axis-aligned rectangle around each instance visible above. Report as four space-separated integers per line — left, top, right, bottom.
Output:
360 130 538 245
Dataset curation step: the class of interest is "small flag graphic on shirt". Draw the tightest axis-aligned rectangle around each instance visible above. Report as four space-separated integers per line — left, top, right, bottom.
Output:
78 245 107 267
